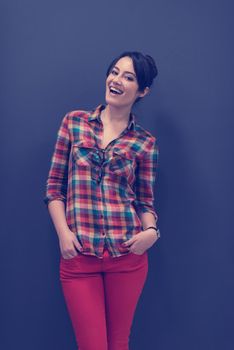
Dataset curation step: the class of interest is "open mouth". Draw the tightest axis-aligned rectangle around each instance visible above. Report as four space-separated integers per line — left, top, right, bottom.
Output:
109 86 124 95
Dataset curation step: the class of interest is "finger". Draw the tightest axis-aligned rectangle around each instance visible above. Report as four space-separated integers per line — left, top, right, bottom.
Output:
65 247 78 259
63 251 78 259
122 238 134 247
73 240 83 251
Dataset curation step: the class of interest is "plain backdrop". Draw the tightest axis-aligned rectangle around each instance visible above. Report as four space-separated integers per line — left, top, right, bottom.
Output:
1 0 234 349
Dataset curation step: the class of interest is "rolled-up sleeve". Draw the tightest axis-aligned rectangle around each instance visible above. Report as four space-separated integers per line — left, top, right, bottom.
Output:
43 113 71 207
132 137 159 221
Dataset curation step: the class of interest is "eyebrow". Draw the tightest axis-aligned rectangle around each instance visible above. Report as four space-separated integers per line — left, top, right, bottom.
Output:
113 65 136 77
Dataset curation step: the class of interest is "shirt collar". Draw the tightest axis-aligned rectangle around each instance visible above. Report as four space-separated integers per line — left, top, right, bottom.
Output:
88 104 136 131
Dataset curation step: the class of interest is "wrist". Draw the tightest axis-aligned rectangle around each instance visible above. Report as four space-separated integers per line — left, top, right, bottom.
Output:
57 227 72 240
144 226 160 239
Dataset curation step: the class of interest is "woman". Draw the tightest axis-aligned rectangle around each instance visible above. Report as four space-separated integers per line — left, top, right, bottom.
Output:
43 51 160 350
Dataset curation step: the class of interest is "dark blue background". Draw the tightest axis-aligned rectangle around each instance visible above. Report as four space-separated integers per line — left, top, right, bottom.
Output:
1 0 234 349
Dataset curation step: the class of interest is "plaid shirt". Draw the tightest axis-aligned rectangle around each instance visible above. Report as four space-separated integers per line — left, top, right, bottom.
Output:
43 103 159 258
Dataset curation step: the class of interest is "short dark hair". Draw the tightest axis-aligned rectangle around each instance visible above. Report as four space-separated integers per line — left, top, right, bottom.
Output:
105 51 158 104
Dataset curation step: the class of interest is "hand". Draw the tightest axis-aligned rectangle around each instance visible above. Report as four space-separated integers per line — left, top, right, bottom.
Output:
58 229 83 259
121 229 159 255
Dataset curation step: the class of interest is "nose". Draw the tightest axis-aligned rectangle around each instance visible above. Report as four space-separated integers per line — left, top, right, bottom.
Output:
112 75 122 85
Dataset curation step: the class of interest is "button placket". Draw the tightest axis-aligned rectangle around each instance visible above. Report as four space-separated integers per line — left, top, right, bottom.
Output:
91 148 109 183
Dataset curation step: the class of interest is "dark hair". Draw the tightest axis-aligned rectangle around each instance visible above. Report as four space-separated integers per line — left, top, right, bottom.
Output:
105 51 158 104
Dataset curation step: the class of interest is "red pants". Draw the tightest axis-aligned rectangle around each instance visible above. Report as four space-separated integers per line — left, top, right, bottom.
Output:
59 246 148 350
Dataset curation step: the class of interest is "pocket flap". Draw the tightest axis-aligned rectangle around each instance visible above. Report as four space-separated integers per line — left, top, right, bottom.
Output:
73 139 96 149
112 148 134 160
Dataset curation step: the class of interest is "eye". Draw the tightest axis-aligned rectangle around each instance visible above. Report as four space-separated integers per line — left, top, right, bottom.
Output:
111 69 118 75
126 76 134 81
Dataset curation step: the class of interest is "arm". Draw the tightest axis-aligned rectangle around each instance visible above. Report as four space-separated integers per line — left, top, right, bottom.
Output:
47 200 70 239
47 199 82 257
122 139 160 252
43 113 71 208
43 114 82 257
43 113 71 237
138 211 157 230
133 137 159 230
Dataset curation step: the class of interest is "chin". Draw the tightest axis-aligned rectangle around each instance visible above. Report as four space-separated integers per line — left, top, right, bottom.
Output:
105 94 122 108
105 93 133 109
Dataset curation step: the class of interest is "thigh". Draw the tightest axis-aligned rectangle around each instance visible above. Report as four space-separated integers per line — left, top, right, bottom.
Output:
103 252 148 350
59 255 108 350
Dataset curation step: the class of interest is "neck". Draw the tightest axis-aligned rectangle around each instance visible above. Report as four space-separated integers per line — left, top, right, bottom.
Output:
101 104 131 126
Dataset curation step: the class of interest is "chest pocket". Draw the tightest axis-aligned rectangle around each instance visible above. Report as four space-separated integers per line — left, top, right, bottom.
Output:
72 139 99 167
109 148 135 178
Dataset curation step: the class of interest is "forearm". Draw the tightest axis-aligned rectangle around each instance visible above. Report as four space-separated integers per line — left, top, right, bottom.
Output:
138 211 158 230
47 200 70 239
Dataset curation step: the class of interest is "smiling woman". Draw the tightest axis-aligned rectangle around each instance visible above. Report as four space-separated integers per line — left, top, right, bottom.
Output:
105 51 158 105
43 50 160 350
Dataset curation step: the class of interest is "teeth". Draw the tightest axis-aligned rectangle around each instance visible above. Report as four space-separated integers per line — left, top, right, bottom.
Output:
110 86 123 94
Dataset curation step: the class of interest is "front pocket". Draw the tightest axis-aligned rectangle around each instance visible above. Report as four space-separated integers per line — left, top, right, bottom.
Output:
72 139 98 167
130 251 144 256
109 148 135 177
61 252 81 262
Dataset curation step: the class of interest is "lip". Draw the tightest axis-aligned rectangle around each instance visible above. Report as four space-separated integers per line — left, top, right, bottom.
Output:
108 84 124 94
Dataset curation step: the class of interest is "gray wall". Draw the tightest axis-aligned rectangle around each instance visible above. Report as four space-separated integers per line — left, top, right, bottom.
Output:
1 0 234 349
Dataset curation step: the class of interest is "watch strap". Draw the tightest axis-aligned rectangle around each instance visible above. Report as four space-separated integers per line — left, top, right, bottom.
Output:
145 226 161 238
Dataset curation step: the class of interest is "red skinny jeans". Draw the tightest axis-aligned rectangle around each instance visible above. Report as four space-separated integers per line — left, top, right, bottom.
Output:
59 246 148 350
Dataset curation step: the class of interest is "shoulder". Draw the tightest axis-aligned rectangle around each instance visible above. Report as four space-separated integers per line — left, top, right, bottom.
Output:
65 108 91 123
60 108 92 133
59 108 93 142
133 122 159 161
134 122 157 145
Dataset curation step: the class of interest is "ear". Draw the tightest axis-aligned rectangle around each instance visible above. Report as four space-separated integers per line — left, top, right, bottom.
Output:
138 86 150 98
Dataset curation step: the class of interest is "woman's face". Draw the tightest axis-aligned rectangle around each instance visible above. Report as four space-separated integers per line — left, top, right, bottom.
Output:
105 56 149 109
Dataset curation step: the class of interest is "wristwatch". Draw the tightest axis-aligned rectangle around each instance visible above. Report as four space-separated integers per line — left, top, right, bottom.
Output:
144 226 161 239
